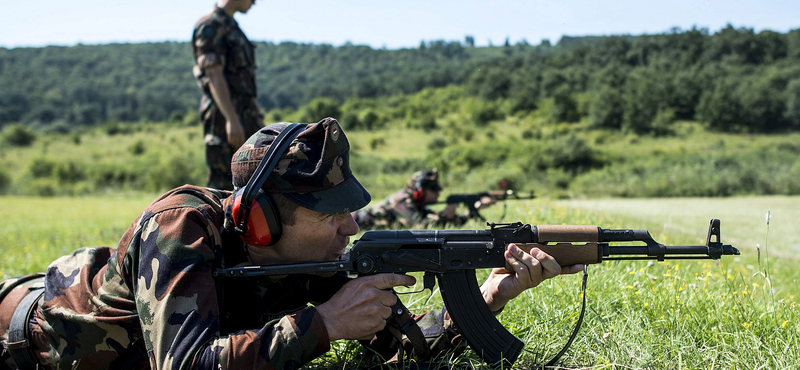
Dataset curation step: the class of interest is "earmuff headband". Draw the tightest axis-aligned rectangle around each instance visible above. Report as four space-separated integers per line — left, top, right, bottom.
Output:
235 123 308 235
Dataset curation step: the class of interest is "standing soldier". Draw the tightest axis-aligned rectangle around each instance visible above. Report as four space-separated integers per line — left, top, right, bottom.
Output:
192 0 263 190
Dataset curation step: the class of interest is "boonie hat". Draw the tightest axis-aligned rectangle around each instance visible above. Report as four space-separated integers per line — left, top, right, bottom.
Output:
231 117 371 214
407 168 443 192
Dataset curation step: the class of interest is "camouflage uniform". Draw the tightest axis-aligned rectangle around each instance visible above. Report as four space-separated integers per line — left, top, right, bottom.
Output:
0 120 465 370
354 170 468 229
193 6 264 190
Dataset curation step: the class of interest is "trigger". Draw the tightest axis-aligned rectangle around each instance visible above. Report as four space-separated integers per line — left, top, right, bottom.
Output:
423 273 436 291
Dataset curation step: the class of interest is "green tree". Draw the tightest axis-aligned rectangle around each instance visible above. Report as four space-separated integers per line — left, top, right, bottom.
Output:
697 78 744 131
622 67 671 134
551 87 581 123
783 78 800 129
589 86 624 129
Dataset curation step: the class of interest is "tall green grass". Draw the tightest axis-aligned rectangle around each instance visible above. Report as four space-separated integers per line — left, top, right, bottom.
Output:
3 195 794 368
0 195 154 278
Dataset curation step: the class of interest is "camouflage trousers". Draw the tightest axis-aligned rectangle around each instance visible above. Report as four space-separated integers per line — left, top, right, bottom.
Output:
202 99 264 190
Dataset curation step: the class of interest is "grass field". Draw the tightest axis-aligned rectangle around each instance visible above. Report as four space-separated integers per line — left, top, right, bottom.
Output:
0 195 798 369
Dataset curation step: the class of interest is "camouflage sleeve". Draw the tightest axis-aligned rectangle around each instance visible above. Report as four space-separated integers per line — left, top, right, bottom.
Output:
193 20 225 70
412 307 467 357
131 207 330 370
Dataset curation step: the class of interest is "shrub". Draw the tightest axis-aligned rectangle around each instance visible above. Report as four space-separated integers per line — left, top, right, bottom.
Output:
650 108 676 137
301 98 341 123
369 136 386 150
427 137 447 151
145 154 203 192
358 109 380 130
54 161 85 184
28 157 56 178
404 113 437 132
462 99 501 126
182 110 201 126
2 124 36 147
129 140 146 155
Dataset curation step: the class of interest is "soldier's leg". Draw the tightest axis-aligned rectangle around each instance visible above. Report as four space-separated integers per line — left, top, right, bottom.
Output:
206 142 234 190
239 100 265 137
203 107 235 190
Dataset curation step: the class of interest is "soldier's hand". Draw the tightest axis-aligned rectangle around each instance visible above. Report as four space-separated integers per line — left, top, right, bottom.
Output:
474 195 497 210
440 203 458 220
481 244 584 312
226 119 245 149
316 274 416 341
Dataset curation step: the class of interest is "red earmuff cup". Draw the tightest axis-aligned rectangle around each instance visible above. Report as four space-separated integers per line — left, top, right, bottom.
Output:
233 193 274 246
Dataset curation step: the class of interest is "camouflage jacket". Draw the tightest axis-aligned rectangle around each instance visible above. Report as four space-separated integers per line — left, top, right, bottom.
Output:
354 190 467 230
32 185 463 370
192 6 258 115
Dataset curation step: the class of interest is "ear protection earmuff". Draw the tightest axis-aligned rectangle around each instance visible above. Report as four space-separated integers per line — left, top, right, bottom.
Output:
232 123 307 246
412 171 428 203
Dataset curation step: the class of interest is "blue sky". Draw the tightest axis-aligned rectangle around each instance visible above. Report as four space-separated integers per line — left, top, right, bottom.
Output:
2 0 798 49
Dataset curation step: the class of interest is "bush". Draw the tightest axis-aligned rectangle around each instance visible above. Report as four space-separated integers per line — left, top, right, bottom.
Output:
462 99 501 126
650 109 676 137
145 154 203 192
129 140 146 156
54 161 85 184
2 124 36 147
358 109 380 130
427 137 447 150
182 110 201 126
301 98 341 123
28 157 56 178
369 136 386 150
514 135 601 176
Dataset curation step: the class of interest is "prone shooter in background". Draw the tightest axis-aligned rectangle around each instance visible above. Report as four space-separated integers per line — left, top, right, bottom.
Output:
353 169 535 229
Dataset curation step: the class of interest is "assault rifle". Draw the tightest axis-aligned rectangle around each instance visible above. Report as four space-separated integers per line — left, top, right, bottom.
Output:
214 219 738 367
437 189 536 221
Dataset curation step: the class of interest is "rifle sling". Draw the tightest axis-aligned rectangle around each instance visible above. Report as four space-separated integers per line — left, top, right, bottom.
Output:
386 298 431 361
544 265 589 367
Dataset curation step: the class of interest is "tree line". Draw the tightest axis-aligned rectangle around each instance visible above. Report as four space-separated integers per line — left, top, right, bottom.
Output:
1 25 799 134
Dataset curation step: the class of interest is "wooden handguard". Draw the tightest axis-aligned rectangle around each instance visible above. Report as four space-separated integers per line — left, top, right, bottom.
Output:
506 225 601 267
513 243 600 266
536 225 599 242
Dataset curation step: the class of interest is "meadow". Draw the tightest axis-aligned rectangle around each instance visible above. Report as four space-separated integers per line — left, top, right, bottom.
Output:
1 194 797 369
2 113 799 368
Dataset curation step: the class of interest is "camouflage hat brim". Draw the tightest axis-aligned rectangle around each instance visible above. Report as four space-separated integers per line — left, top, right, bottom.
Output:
284 175 371 214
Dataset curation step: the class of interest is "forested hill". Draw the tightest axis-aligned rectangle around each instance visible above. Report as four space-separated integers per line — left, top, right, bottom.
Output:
1 25 800 134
